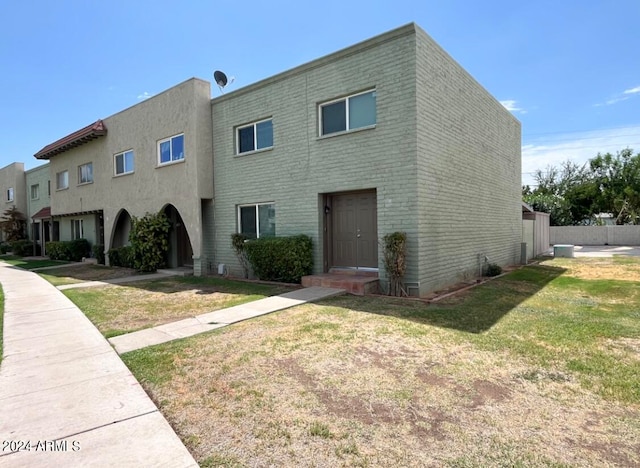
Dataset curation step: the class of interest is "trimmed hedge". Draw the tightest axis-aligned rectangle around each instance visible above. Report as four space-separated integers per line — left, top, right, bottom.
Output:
0 243 9 254
108 246 135 268
10 240 39 257
46 239 91 262
244 234 313 284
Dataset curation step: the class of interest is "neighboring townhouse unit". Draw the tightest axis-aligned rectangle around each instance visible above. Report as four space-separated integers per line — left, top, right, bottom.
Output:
212 23 521 296
33 78 214 274
0 162 27 242
25 163 52 255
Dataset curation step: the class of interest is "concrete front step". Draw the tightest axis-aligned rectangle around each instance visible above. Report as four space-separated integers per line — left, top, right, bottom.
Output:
328 267 379 277
301 273 380 295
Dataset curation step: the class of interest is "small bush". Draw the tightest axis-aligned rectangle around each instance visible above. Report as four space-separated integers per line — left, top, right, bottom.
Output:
108 246 135 268
69 239 91 261
46 241 72 261
10 240 38 257
46 240 90 262
485 263 503 277
244 234 313 283
0 243 9 254
92 244 105 265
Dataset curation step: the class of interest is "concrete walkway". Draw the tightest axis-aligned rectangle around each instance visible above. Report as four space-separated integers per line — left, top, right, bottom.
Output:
57 272 176 291
109 286 345 354
0 263 197 467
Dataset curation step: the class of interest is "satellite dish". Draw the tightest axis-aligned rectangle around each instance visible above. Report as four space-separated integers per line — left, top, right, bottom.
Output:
214 70 228 88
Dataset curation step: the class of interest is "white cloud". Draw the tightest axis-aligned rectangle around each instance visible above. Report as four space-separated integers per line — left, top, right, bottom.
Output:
500 100 527 114
597 85 640 106
137 91 152 100
522 126 640 187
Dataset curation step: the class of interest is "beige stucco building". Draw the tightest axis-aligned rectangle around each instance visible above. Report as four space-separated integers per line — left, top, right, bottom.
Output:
34 78 213 274
0 162 27 242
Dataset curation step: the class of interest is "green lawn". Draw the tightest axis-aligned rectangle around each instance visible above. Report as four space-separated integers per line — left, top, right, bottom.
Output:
118 257 640 466
63 276 297 338
0 255 69 270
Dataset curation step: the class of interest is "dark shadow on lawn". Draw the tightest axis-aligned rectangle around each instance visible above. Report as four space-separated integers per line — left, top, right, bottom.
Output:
313 264 567 334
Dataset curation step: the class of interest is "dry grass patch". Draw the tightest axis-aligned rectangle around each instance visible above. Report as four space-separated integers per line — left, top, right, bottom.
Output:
39 264 138 286
65 277 296 337
548 256 640 281
120 258 640 466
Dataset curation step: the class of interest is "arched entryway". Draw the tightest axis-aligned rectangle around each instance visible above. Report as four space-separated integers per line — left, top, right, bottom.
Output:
163 204 193 268
111 209 132 248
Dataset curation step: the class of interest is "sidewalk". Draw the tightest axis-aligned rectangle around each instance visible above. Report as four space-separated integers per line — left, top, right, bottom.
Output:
109 286 346 354
0 262 197 467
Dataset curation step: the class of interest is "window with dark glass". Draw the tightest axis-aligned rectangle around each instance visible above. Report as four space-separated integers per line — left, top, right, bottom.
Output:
237 119 273 154
238 203 275 239
320 90 376 136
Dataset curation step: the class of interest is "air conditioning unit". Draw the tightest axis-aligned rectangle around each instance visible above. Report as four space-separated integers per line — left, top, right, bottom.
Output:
217 263 226 275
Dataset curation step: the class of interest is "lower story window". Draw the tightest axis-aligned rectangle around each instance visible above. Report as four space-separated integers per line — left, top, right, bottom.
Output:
71 219 84 240
238 203 275 239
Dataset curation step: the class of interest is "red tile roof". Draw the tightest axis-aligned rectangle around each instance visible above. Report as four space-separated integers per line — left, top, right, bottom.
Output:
34 120 107 160
32 206 52 219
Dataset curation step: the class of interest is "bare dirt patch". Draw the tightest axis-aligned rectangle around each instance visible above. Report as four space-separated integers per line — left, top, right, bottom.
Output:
40 264 138 284
132 303 640 467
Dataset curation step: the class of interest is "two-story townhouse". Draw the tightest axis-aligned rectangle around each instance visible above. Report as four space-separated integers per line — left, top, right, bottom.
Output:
0 162 27 242
25 163 52 254
34 78 214 275
211 23 521 296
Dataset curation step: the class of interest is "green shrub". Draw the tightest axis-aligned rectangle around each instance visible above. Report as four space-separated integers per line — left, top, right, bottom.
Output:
46 241 72 261
10 240 38 257
485 263 503 277
92 244 105 265
244 234 313 283
129 212 171 272
382 232 407 296
68 239 91 261
0 243 9 254
108 246 135 268
46 239 90 262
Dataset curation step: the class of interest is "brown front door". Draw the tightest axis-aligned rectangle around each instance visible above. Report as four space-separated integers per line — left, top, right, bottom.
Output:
331 191 378 268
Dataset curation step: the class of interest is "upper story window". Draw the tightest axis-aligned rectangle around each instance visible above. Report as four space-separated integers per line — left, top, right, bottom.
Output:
6 187 14 202
47 180 51 196
114 150 134 176
158 134 184 165
237 119 273 154
31 184 39 200
78 163 93 185
319 89 376 136
56 171 69 190
238 202 275 239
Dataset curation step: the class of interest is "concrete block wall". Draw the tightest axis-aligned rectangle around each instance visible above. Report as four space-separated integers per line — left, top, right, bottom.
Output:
212 25 419 282
415 26 522 294
551 226 640 245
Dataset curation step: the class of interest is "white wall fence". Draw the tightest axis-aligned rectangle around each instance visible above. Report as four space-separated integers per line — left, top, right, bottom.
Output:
550 226 640 246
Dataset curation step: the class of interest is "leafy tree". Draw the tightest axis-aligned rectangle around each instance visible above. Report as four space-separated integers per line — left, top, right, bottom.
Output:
0 206 26 242
524 149 640 225
129 211 171 272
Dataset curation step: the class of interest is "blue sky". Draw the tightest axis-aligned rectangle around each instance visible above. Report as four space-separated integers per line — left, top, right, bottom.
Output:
1 1 639 187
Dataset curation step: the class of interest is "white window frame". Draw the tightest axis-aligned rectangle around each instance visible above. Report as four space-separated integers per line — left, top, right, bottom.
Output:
157 133 185 166
78 163 93 185
237 202 275 239
236 118 274 155
7 187 14 202
319 89 376 136
31 184 39 200
71 219 84 240
56 171 69 190
114 149 135 176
